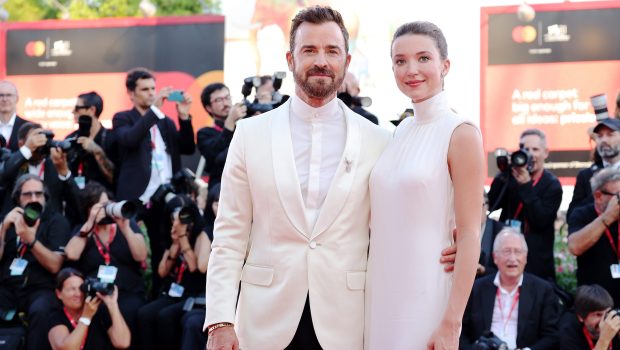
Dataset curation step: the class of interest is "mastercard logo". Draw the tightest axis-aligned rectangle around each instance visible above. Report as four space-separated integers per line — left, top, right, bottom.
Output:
25 41 45 57
512 26 537 43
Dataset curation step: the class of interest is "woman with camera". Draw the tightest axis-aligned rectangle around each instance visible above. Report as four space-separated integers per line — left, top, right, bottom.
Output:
48 267 130 350
64 181 147 349
137 194 208 350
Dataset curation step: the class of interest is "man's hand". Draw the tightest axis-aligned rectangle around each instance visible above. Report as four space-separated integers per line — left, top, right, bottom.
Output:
602 194 620 226
24 128 47 153
176 92 192 120
3 207 23 228
154 87 173 109
50 147 69 176
223 103 247 131
76 136 103 155
599 309 620 344
511 165 531 185
206 326 239 350
14 212 39 246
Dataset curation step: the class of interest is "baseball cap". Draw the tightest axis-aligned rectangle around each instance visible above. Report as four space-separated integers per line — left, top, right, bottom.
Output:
593 118 620 133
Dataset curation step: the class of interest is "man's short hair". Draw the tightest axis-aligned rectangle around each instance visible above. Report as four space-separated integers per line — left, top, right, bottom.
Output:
574 284 614 318
200 83 228 110
289 6 349 54
492 227 528 253
17 122 43 142
590 167 620 193
125 67 155 92
77 91 104 117
520 128 547 148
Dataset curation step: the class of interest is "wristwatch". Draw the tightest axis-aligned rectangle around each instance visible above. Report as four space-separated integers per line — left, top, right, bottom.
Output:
78 317 91 326
26 239 37 249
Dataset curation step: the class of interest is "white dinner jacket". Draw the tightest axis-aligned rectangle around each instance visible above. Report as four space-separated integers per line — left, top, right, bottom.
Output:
204 98 391 350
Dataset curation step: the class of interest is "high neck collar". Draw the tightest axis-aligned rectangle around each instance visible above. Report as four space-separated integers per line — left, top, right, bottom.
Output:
411 91 449 123
290 94 341 122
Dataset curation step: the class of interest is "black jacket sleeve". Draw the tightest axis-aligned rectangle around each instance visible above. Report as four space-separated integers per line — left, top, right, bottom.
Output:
196 127 233 164
518 175 563 233
176 118 195 155
112 109 159 149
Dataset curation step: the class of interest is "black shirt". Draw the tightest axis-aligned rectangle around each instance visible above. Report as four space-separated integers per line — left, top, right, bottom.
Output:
161 256 205 298
196 119 233 187
560 312 620 349
568 204 620 306
48 307 112 350
65 127 117 191
0 209 70 291
74 222 145 295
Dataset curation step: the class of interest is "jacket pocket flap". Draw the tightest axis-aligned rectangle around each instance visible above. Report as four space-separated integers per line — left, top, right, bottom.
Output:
346 271 366 290
241 264 274 287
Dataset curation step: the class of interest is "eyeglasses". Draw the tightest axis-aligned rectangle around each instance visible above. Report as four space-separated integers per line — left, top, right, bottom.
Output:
0 93 15 99
20 191 44 199
497 248 526 257
600 190 620 197
73 105 91 113
210 95 231 104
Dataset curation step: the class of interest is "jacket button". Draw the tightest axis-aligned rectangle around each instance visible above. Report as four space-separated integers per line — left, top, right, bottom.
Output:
309 241 317 249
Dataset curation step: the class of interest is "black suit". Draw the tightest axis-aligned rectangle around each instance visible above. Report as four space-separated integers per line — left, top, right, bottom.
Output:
460 273 560 349
5 115 28 152
112 107 195 201
196 119 232 187
488 169 563 281
567 164 601 221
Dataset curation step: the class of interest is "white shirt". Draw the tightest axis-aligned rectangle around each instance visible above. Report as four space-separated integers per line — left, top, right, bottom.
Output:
0 113 16 146
289 95 346 231
139 105 173 203
491 273 524 349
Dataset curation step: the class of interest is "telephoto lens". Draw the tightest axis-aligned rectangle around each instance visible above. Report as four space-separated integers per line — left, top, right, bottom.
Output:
104 201 137 219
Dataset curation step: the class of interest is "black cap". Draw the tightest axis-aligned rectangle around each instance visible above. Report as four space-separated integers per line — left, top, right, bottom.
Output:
594 118 620 133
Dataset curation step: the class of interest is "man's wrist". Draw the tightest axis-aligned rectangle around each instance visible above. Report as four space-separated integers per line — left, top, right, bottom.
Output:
207 322 233 335
26 238 37 249
78 317 91 326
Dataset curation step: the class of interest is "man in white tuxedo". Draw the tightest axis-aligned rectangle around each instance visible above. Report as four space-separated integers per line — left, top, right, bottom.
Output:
204 6 454 350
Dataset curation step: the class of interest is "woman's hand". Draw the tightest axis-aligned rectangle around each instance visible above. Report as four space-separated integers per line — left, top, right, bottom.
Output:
97 285 118 308
81 295 102 320
426 318 460 350
81 203 105 234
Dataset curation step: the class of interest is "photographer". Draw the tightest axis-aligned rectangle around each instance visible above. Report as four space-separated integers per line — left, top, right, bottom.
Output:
196 83 246 188
568 119 620 221
137 195 209 350
337 71 378 125
488 128 563 281
568 167 620 306
48 268 130 350
460 228 560 349
64 181 147 348
65 91 117 191
560 284 620 349
0 123 79 221
0 174 71 350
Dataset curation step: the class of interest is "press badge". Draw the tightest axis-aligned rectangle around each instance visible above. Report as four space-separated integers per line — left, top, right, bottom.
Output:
168 283 184 298
611 264 620 279
507 219 522 230
9 258 28 276
74 176 86 190
153 153 165 172
97 265 118 283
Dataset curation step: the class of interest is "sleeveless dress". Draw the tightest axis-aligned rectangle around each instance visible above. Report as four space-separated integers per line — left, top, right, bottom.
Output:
365 91 474 349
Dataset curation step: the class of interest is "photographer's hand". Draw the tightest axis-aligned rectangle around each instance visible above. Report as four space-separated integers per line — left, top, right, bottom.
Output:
76 137 101 154
97 285 118 308
50 147 69 177
81 295 101 320
598 310 620 346
155 87 173 109
25 128 47 153
224 103 247 131
511 166 531 185
602 194 620 225
176 93 192 121
14 212 38 246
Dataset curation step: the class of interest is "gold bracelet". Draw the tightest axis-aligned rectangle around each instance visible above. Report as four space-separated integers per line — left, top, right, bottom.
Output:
208 322 233 335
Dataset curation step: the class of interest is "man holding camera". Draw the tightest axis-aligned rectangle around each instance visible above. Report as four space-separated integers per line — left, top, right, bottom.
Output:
568 167 620 306
112 67 195 292
0 174 71 350
568 119 620 221
460 228 560 349
196 83 246 188
337 71 378 125
560 284 620 349
488 128 563 281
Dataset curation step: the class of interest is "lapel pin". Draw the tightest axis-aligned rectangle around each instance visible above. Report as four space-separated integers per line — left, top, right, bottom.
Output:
345 157 352 172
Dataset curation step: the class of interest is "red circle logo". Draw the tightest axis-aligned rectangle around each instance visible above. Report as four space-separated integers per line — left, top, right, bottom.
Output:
511 26 537 43
25 41 45 57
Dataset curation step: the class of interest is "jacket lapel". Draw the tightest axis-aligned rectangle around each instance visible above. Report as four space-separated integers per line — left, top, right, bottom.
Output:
516 275 532 343
310 103 361 239
482 278 497 331
271 102 309 237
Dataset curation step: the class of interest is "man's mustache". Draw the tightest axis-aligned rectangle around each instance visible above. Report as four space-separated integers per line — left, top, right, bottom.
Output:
306 67 335 78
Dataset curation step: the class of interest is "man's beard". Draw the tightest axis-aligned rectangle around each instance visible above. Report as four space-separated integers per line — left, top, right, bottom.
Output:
597 144 620 159
294 65 344 100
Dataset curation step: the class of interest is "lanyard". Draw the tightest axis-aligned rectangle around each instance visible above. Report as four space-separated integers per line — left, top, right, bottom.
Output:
213 123 224 132
93 225 116 265
595 207 620 260
63 307 88 350
18 243 27 258
175 260 187 284
513 173 542 219
150 126 157 150
77 162 83 177
37 162 45 180
583 324 613 350
496 287 520 334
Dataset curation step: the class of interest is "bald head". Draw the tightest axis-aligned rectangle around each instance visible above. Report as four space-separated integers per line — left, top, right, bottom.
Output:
339 71 360 96
0 80 18 120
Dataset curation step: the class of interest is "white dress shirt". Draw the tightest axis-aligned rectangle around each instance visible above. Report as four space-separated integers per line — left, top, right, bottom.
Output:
139 105 173 204
289 95 346 231
0 113 16 145
491 273 524 349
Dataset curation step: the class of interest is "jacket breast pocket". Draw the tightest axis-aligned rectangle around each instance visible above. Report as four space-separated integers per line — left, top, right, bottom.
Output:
240 264 274 287
346 271 366 291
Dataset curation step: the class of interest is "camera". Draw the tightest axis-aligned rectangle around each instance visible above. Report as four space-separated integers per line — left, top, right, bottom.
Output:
80 277 114 297
474 331 508 350
38 130 74 154
337 91 372 109
241 71 289 116
104 201 137 219
495 147 533 173
23 202 43 227
151 168 196 204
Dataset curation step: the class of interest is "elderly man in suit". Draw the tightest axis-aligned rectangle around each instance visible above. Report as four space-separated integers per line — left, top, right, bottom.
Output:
0 80 29 152
460 227 560 349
